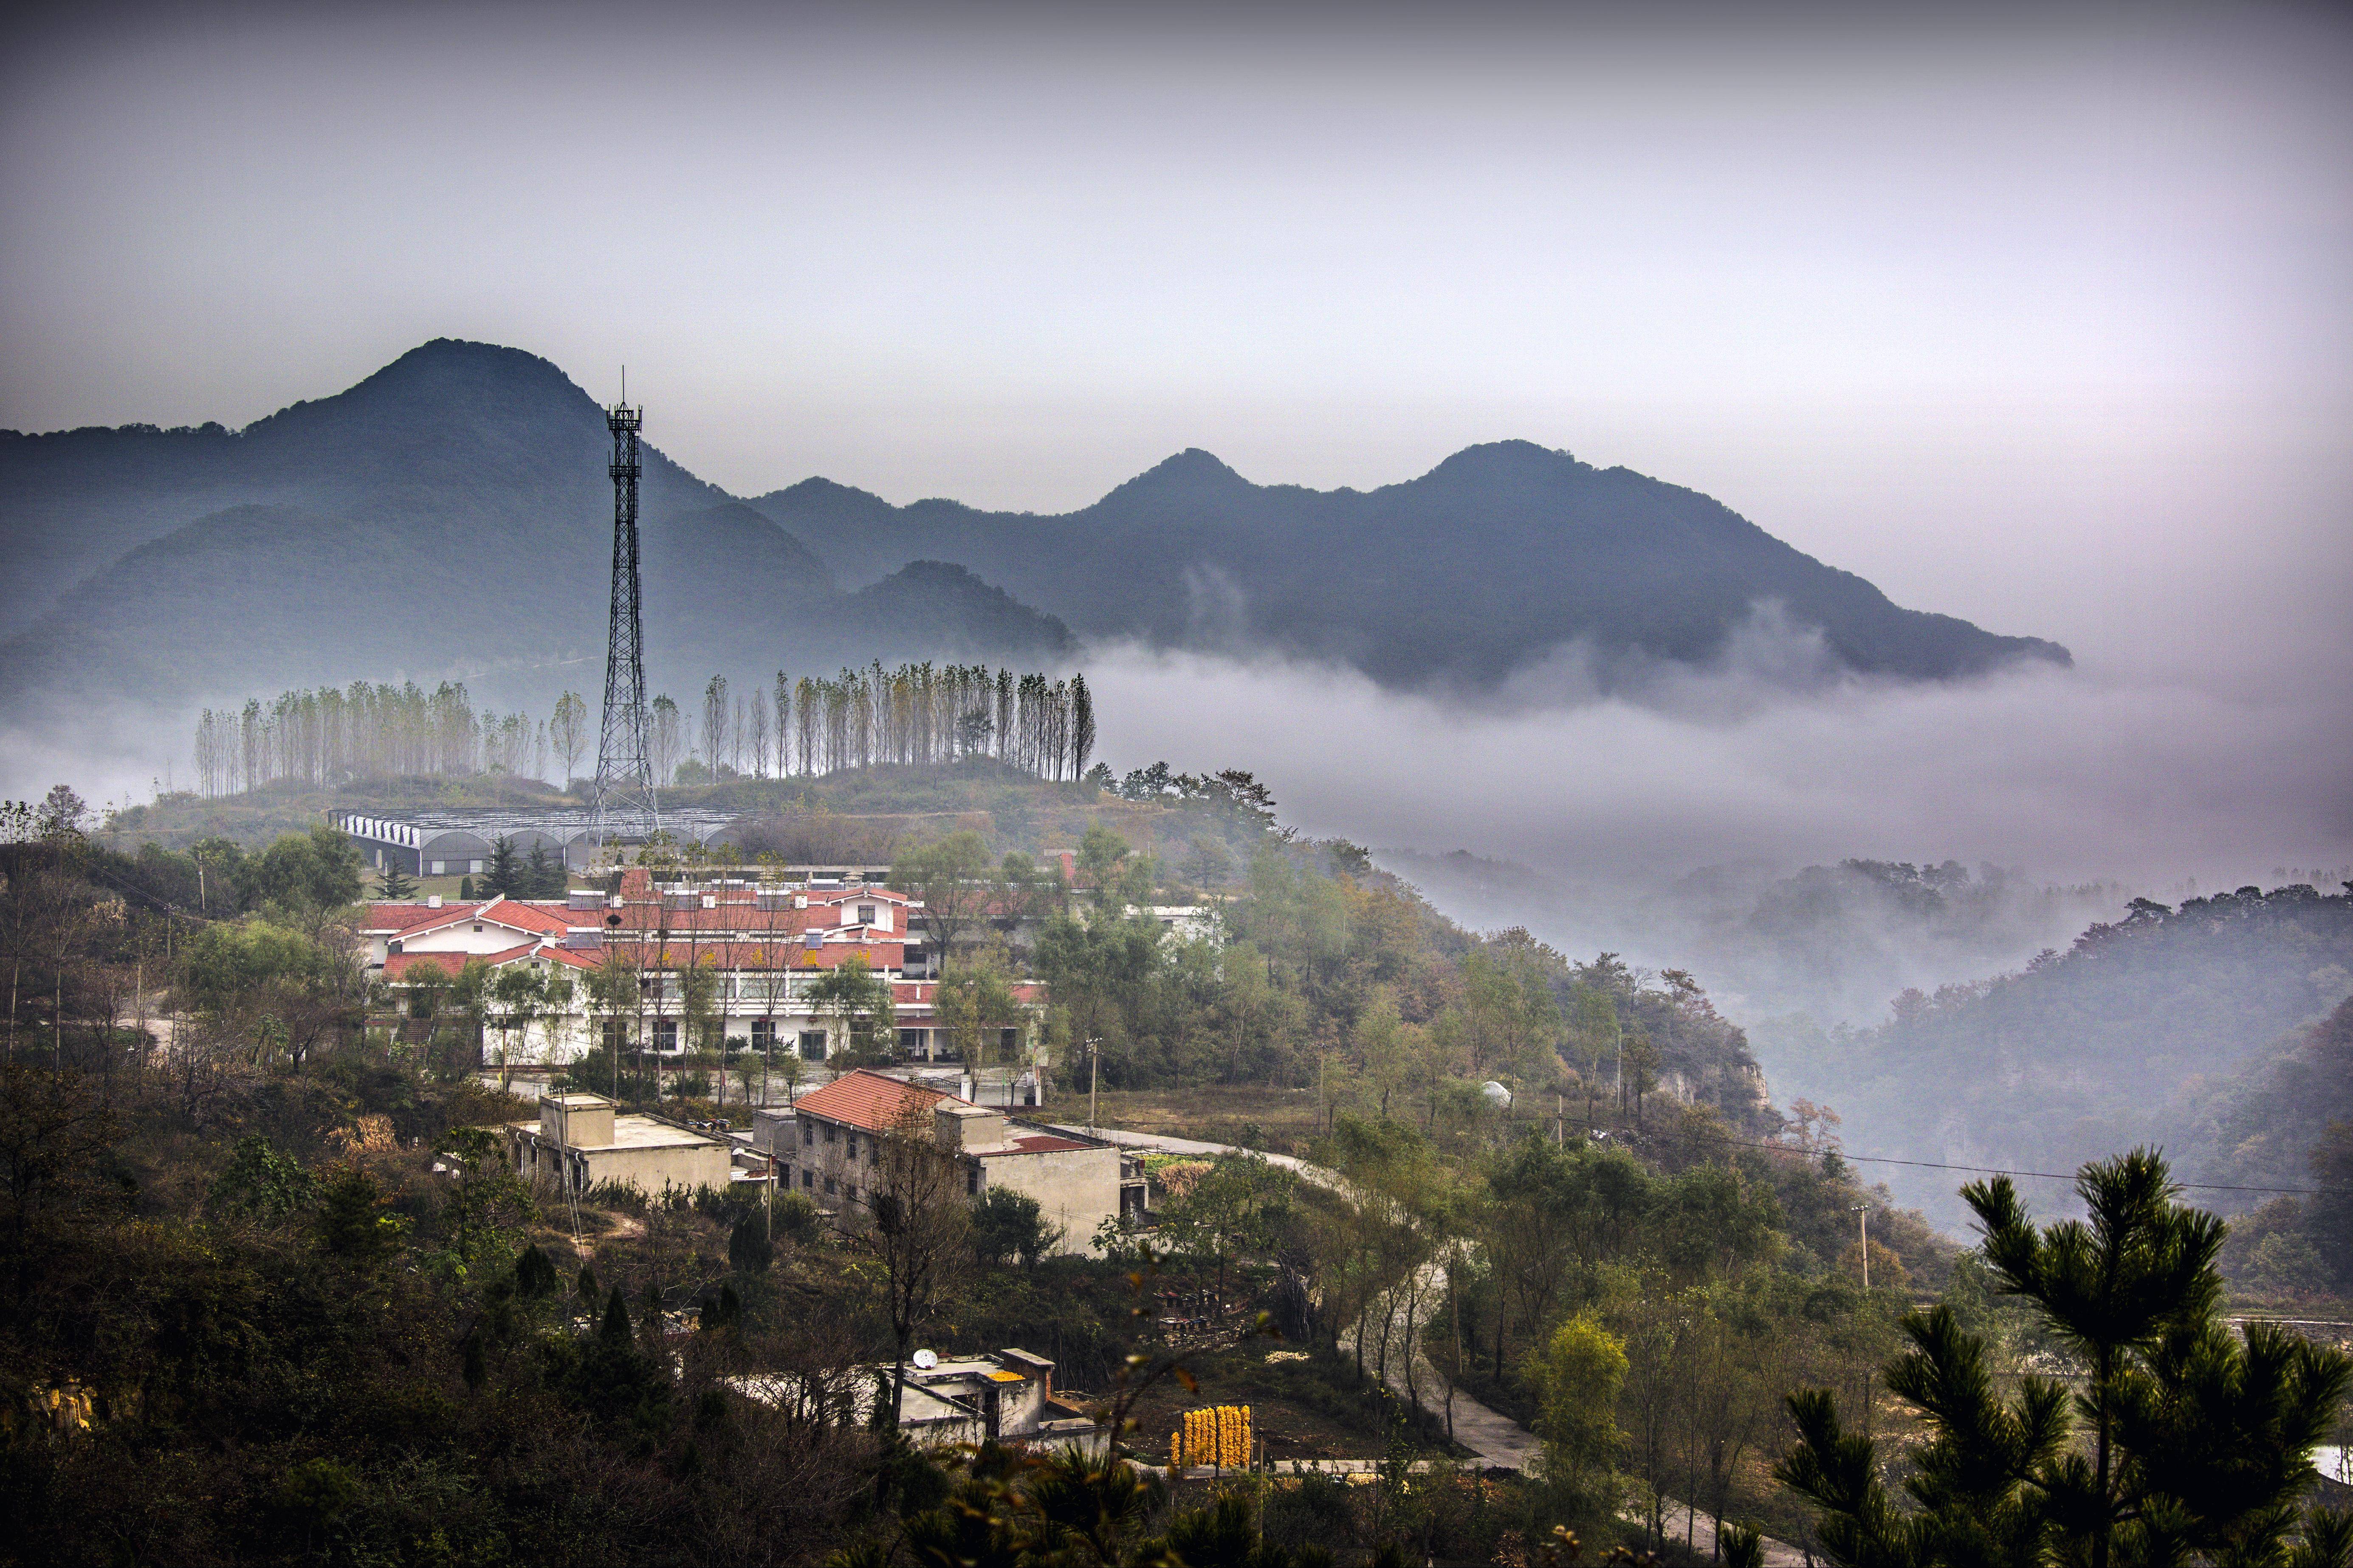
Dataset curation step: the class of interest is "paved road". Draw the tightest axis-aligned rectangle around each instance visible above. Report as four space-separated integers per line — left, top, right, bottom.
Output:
1041 1122 1324 1181
1058 1123 1809 1566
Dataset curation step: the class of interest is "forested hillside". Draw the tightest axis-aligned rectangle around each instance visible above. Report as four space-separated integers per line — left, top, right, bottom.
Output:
1381 848 2128 1029
2178 996 2353 1302
1753 883 2353 1226
3 770 1975 1568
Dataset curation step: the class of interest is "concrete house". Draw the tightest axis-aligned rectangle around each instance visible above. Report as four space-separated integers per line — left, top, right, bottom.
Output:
755 1069 1140 1254
739 1346 1104 1457
502 1090 734 1195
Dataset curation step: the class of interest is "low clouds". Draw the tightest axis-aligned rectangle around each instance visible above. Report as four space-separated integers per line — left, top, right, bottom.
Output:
1086 621 2353 953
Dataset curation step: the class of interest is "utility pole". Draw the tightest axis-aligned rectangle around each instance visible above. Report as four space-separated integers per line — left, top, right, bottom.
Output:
1852 1203 1871 1290
1087 1036 1101 1130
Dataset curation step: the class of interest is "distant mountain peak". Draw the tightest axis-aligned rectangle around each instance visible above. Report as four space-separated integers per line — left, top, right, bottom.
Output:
368 337 580 392
1104 447 1248 501
243 336 594 440
1421 440 1579 481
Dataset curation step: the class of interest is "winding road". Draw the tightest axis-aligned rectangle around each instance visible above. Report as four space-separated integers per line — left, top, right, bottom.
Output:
1053 1122 1811 1568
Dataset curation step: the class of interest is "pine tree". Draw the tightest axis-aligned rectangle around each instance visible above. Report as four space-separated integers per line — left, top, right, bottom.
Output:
375 862 418 900
1779 1150 2353 1568
482 835 523 898
523 845 565 899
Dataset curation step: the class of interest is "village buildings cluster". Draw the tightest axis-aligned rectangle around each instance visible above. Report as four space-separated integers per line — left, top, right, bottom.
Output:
360 865 1052 1069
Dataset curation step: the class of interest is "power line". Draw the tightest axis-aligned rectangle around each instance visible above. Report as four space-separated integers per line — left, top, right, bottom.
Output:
1510 1102 2337 1197
1703 1130 2330 1199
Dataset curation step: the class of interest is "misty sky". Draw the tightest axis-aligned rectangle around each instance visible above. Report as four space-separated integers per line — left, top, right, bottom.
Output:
6 0 2351 687
3 0 2350 915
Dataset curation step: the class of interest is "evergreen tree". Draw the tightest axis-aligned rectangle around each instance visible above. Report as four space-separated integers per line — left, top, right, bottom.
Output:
522 844 564 899
1778 1150 2353 1568
481 835 524 898
374 861 418 900
460 875 475 900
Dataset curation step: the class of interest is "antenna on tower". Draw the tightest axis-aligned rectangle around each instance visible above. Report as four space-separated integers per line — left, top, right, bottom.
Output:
589 386 659 851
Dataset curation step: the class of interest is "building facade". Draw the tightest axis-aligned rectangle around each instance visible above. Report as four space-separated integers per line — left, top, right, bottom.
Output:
502 1090 735 1195
753 1069 1143 1255
361 869 1044 1069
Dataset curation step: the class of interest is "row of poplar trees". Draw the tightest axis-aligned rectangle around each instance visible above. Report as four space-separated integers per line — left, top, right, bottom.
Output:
681 664 1095 782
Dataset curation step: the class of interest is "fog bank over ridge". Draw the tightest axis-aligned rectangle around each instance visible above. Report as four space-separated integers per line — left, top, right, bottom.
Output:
1085 626 2353 1024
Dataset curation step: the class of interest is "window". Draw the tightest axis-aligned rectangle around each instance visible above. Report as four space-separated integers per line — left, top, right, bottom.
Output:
472 923 483 933
824 1122 838 1145
429 860 446 876
801 1169 813 1189
824 1176 836 1195
751 1019 776 1050
899 1027 925 1054
470 859 484 874
967 1163 980 1195
654 1019 679 1053
846 1133 860 1159
846 1184 858 1204
1000 1027 1020 1055
857 903 877 926
801 1123 815 1149
798 1029 827 1061
601 1019 629 1051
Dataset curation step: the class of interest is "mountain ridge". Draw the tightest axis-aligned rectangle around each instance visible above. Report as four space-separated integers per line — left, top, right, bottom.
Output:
748 435 2071 687
1 337 2069 712
0 340 1072 714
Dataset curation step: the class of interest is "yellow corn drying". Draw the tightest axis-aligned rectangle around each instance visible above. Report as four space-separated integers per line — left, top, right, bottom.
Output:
1171 1404 1253 1472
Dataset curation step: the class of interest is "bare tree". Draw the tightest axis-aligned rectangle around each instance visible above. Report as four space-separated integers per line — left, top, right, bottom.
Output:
701 676 731 775
853 1097 971 1437
550 691 588 787
650 696 683 785
746 696 768 780
773 671 792 778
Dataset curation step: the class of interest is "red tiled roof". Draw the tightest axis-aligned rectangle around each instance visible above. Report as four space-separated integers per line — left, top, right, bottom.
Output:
390 897 570 944
485 897 573 934
366 901 481 932
384 940 540 979
791 1068 961 1134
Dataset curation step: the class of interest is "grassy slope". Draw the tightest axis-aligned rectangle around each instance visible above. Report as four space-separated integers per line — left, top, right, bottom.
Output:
101 761 1260 865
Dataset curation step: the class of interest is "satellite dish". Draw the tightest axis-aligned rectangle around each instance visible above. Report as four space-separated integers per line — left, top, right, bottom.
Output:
912 1349 939 1371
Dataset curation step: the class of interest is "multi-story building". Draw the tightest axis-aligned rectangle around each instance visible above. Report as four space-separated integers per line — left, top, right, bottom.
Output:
753 1069 1145 1255
360 868 1042 1068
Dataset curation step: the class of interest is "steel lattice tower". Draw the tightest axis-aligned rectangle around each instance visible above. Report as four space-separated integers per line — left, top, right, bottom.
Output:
590 399 660 846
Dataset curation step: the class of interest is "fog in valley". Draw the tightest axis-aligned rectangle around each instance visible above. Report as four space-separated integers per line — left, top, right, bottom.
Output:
1089 626 2353 1013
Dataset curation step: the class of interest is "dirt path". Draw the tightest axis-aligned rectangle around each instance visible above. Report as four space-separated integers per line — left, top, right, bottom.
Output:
566 1209 642 1260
